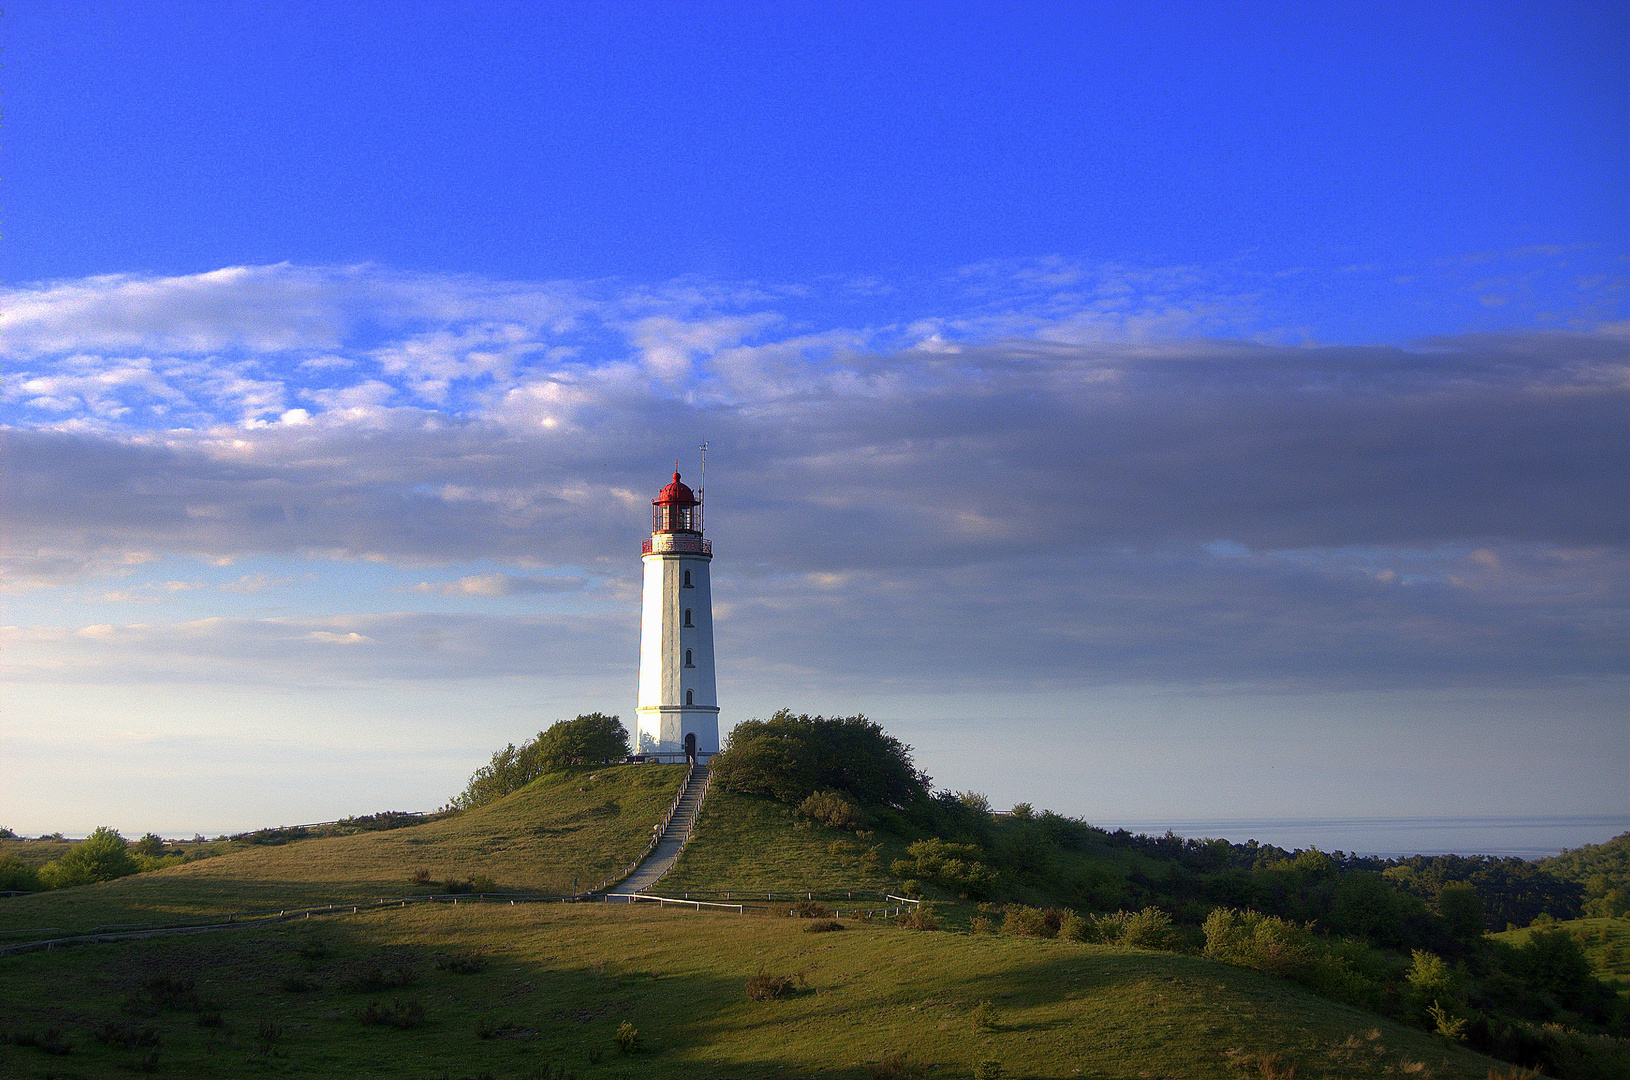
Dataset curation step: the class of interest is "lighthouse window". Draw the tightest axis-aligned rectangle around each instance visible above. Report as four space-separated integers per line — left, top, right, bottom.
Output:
685 649 694 667
682 570 692 588
686 690 694 705
683 609 693 627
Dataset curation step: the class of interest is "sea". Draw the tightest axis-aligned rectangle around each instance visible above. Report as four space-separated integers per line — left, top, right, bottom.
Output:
1085 814 1630 861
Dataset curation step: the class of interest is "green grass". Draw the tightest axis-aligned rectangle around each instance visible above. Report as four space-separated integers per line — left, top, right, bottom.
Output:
0 902 1514 1079
659 789 910 895
0 764 687 937
1492 916 1630 994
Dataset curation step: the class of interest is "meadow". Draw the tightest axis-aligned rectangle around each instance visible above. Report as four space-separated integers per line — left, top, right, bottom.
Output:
0 900 1513 1079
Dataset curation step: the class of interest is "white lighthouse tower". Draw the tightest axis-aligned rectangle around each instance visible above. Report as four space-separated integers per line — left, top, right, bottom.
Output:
635 469 719 761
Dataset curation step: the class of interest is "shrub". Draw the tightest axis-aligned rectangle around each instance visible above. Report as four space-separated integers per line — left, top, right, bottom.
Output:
93 1023 160 1049
745 967 804 1001
38 826 140 888
13 1028 72 1055
969 915 997 935
804 918 844 933
897 904 940 931
354 965 418 991
865 1051 928 1079
256 1019 284 1044
355 998 424 1029
790 900 832 918
614 1019 642 1053
1203 908 1317 977
1001 905 1055 939
800 790 864 830
0 854 41 892
974 1060 1004 1080
891 838 998 898
970 1000 1000 1031
1058 910 1093 942
436 950 489 973
127 975 201 1013
956 791 991 813
450 713 630 810
133 832 166 857
711 710 930 809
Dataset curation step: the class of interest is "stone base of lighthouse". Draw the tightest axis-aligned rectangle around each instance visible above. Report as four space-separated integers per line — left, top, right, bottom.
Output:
634 706 720 759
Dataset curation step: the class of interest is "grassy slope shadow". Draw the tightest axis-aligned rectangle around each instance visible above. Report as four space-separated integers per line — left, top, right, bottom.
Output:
0 763 688 935
0 903 1517 1080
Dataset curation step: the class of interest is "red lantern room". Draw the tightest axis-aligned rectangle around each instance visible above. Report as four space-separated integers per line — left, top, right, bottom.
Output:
652 472 702 534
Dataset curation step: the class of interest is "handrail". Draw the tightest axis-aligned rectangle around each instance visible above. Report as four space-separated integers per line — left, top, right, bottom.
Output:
603 892 742 912
582 761 697 896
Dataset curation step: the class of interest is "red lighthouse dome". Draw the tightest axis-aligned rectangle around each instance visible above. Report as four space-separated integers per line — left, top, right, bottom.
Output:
654 472 697 507
651 471 703 535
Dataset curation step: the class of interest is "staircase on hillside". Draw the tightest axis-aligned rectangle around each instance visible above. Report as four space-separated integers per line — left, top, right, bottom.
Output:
606 763 710 898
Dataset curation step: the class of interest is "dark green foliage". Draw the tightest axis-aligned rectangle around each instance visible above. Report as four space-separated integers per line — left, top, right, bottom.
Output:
613 1019 642 1053
803 918 844 932
535 713 630 768
1538 833 1630 895
865 1051 928 1079
452 714 630 810
891 838 998 898
1438 881 1488 941
38 826 140 887
126 976 201 1014
355 998 424 1029
354 965 418 991
0 853 41 892
745 967 803 1000
710 710 929 809
436 951 489 973
1384 854 1584 929
93 1022 161 1049
133 832 166 856
12 1028 72 1055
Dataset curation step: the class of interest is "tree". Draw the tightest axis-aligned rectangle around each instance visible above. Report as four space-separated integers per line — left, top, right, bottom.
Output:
710 710 930 809
535 713 629 769
450 714 631 810
38 827 140 888
1436 881 1486 941
134 832 166 857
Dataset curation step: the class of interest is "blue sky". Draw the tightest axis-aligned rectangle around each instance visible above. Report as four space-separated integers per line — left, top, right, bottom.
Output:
1 1 1625 843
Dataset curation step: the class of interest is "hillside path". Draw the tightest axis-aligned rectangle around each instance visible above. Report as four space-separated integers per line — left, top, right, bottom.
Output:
606 764 709 898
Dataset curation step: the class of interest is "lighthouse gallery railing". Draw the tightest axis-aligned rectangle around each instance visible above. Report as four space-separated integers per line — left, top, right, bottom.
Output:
642 534 711 555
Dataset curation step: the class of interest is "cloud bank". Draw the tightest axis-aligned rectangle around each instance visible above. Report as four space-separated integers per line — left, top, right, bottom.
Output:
2 263 1624 698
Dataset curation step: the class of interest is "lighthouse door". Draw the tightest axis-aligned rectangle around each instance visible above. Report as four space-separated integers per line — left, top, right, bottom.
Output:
685 732 697 763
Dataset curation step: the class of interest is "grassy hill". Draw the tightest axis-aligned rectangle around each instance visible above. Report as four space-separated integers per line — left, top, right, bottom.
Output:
0 901 1515 1079
0 758 1620 1078
1493 917 1630 996
0 763 686 937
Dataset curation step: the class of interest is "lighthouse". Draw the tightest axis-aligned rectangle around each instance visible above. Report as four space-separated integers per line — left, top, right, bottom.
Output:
634 470 719 760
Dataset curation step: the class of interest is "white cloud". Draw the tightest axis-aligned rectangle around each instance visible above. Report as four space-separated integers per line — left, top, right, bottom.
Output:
0 262 1623 698
410 574 587 597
